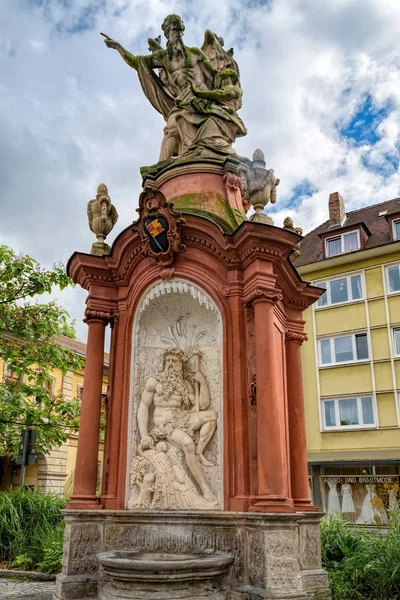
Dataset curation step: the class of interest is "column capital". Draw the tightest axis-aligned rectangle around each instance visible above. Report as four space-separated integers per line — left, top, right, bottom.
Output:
243 287 283 307
285 330 308 344
83 308 112 324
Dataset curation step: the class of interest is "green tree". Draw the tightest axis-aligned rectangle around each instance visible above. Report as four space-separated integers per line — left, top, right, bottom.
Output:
0 245 83 459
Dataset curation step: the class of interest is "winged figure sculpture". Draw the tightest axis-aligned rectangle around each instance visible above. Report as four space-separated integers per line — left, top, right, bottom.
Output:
101 15 246 162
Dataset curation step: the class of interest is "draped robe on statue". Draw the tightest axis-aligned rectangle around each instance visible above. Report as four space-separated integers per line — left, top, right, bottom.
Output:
135 56 247 157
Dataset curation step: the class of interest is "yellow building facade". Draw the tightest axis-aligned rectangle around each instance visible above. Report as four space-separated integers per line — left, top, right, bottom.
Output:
0 336 107 496
297 193 400 523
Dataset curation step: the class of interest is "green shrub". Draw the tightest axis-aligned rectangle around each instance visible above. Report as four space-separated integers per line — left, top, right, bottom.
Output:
320 511 361 569
321 512 400 600
0 488 66 573
342 516 400 600
37 523 64 574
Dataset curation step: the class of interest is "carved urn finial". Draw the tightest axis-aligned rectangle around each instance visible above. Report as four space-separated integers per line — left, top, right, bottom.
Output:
87 183 118 256
252 149 266 168
238 149 280 225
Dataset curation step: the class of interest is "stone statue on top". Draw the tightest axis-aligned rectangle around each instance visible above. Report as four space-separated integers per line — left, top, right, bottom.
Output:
101 14 246 162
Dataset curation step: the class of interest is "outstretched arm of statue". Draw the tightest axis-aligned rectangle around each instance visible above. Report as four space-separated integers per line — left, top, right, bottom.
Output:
137 377 157 450
101 33 163 70
192 371 210 411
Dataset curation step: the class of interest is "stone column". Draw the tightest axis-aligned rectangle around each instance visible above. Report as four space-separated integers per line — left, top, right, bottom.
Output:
227 290 251 511
248 289 293 512
102 305 129 509
286 329 317 511
67 310 108 509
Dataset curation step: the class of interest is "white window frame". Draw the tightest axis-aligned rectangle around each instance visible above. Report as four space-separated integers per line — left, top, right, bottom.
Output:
321 395 377 431
392 327 400 357
47 375 56 394
315 272 364 309
325 229 360 257
392 219 400 241
35 372 56 393
318 332 370 367
3 363 25 383
385 263 400 295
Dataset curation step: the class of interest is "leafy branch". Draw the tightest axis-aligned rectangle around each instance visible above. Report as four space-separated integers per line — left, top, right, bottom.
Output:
0 245 83 459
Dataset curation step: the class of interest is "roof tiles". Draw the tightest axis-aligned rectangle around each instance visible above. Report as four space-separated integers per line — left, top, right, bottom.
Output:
295 197 400 267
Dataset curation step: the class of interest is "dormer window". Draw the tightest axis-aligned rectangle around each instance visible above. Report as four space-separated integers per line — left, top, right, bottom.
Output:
325 230 360 257
393 219 400 241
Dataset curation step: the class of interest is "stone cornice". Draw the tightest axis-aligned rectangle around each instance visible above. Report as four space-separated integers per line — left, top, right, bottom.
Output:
142 157 240 188
67 213 322 313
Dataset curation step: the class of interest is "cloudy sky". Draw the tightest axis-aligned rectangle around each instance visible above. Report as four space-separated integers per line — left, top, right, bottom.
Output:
2 0 400 341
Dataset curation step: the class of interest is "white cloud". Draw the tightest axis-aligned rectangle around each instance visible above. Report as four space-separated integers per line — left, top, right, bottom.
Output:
1 0 400 341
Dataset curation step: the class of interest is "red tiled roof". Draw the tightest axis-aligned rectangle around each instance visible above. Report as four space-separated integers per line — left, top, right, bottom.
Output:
55 335 109 366
295 197 400 267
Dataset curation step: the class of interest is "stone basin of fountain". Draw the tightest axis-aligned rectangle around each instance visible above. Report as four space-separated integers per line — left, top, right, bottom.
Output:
97 550 233 600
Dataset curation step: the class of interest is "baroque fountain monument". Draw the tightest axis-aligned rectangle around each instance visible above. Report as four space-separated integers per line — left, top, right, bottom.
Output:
55 14 331 600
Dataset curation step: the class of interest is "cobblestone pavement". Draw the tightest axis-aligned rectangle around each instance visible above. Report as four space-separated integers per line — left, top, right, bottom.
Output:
0 579 55 599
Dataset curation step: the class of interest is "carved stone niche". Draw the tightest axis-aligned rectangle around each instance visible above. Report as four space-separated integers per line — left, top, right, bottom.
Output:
127 279 223 510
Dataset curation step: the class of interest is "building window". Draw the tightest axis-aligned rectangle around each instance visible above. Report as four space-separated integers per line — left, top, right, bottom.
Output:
322 395 375 430
317 273 363 307
3 365 23 383
393 328 400 356
326 231 360 257
319 333 369 366
387 264 400 293
36 374 56 393
393 219 400 241
320 474 398 525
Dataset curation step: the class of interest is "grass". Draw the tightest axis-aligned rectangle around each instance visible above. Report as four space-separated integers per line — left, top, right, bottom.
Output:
0 488 66 574
321 511 400 600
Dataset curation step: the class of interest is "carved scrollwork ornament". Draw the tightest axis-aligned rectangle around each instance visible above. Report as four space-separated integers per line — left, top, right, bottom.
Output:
83 309 112 324
242 287 283 307
134 187 186 267
223 171 241 191
285 330 308 344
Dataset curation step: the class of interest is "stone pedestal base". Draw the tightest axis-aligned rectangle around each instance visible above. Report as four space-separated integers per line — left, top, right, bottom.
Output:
54 511 330 600
142 158 249 232
100 579 228 600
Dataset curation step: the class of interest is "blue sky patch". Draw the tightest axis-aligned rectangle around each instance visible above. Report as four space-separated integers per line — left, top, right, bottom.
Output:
246 0 272 7
269 179 318 213
55 1 105 35
338 94 392 146
361 151 399 177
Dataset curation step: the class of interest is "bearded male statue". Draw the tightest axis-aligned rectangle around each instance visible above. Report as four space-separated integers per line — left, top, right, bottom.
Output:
137 348 217 502
101 14 246 161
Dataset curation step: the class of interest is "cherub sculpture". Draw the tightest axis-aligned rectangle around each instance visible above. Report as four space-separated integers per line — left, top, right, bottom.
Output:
101 15 246 161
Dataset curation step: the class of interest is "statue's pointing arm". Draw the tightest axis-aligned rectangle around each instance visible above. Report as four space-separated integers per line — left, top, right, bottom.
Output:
101 32 163 71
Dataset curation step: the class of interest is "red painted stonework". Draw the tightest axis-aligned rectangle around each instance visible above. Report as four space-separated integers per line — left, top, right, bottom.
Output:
147 167 249 219
67 209 322 512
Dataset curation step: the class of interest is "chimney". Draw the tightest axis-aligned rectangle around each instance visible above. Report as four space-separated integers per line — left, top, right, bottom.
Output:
328 192 346 226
